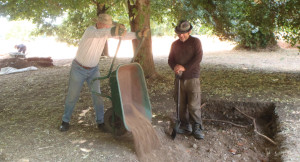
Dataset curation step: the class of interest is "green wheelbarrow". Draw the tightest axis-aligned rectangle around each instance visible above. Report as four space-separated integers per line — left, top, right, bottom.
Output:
92 37 152 136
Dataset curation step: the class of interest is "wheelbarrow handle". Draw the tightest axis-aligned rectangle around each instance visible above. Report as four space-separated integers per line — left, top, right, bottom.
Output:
107 37 122 78
131 36 145 63
91 90 112 101
90 37 122 100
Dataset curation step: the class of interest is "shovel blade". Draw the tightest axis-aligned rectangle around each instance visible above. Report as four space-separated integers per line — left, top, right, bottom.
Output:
171 120 181 140
171 129 177 140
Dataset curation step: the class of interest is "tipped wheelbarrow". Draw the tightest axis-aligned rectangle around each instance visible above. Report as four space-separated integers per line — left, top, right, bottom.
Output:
92 37 152 136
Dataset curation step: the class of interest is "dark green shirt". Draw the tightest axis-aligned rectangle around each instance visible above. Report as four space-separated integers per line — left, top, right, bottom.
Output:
168 36 203 79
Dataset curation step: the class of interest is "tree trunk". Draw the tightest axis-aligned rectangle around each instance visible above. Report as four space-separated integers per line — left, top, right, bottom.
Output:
127 0 157 78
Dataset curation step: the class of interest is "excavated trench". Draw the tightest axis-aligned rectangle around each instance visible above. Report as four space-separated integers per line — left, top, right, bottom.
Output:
201 100 281 161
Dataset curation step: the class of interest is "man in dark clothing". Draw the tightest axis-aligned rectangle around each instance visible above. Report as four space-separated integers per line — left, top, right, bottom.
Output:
168 20 204 139
15 44 27 54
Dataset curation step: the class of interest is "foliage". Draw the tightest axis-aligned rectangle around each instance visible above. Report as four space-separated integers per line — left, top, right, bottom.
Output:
0 0 125 45
171 0 298 50
49 8 98 45
0 0 298 50
233 0 278 49
276 0 300 49
179 0 279 49
148 0 212 36
148 1 171 35
150 0 298 49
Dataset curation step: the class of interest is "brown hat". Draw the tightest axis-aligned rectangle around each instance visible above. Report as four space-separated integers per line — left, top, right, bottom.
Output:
175 20 193 34
97 14 113 26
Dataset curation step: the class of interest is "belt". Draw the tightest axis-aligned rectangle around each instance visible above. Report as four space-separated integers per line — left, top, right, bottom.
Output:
74 59 92 70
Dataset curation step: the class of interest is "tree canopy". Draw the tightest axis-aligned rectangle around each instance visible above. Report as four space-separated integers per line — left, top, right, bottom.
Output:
0 0 299 49
160 0 299 49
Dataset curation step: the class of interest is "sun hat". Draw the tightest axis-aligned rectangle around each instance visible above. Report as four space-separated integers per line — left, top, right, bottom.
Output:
175 20 193 34
97 14 113 26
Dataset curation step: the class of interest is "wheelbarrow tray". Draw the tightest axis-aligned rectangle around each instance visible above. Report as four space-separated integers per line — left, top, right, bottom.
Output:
109 63 152 131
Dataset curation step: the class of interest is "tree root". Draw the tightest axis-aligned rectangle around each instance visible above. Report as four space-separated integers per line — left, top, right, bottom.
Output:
234 107 277 145
201 103 277 145
203 119 248 128
201 103 248 127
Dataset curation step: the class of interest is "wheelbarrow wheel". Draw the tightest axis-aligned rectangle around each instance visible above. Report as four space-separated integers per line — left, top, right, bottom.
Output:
104 108 127 136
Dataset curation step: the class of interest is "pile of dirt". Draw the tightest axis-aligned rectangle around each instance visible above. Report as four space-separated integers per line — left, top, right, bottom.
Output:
0 57 54 69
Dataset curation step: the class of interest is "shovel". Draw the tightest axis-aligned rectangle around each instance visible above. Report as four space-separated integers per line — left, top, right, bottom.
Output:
171 72 182 140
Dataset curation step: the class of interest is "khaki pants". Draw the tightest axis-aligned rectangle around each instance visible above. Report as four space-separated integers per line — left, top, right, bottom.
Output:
174 78 202 125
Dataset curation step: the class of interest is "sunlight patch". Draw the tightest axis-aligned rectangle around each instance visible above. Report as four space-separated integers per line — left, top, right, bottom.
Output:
79 107 92 117
80 148 91 153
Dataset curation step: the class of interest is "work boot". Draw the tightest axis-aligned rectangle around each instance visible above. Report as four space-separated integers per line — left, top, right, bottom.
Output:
193 124 204 139
59 121 70 132
177 123 192 134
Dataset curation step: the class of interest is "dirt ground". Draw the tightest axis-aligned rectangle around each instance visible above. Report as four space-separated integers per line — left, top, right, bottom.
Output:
0 48 299 162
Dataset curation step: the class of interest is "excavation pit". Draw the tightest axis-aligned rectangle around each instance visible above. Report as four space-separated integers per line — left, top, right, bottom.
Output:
200 100 281 161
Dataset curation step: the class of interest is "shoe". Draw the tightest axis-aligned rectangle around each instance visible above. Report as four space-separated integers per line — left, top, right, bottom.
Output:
97 123 106 132
193 124 204 139
60 121 70 132
177 123 192 134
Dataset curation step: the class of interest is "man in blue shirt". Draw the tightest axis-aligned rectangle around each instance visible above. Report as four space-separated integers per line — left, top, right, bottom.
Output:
14 44 27 54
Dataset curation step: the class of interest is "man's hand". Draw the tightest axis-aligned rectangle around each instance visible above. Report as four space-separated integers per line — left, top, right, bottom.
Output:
117 24 127 36
140 28 150 37
111 24 127 37
174 64 185 75
136 27 150 39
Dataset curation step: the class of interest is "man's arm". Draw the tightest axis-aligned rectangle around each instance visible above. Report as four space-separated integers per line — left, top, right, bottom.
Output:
168 42 186 75
111 26 149 40
82 25 135 40
83 26 111 38
111 32 136 40
182 38 203 71
168 43 177 70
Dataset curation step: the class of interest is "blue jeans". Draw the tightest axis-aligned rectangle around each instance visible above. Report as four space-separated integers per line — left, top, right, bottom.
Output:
62 60 104 124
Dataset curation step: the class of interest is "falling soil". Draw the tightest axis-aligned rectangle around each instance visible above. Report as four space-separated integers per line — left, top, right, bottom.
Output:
118 64 162 160
123 103 192 162
123 104 161 161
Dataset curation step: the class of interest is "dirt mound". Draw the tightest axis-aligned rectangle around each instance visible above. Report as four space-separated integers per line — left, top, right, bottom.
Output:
0 57 54 69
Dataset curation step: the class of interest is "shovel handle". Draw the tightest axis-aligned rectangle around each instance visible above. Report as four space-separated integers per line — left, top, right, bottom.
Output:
176 73 181 120
172 74 182 140
176 71 182 78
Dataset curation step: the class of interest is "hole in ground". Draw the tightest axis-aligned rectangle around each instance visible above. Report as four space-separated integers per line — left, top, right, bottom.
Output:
201 100 281 161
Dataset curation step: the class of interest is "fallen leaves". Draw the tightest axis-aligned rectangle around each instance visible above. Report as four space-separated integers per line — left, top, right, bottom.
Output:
229 148 237 155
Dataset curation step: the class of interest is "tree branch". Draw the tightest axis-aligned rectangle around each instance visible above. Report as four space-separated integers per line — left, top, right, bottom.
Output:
91 0 98 5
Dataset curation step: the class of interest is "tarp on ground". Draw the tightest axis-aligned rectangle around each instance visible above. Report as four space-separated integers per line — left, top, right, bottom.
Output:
0 66 37 75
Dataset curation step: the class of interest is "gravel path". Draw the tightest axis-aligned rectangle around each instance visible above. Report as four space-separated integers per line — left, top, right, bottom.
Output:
203 49 300 73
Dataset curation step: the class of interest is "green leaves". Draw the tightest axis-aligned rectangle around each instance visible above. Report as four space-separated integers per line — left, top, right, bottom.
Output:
0 0 298 50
